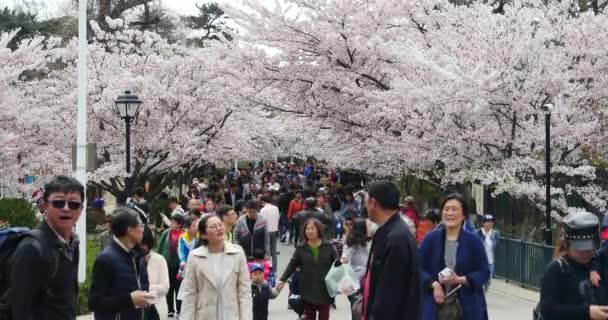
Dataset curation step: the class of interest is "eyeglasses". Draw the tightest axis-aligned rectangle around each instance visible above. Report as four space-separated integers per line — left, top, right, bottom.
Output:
50 200 82 210
207 223 224 231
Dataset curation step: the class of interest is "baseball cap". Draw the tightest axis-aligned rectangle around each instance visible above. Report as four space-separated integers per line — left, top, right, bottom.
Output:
250 263 264 273
481 214 495 223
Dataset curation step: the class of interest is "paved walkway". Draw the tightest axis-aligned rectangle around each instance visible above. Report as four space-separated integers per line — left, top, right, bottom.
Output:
79 242 538 320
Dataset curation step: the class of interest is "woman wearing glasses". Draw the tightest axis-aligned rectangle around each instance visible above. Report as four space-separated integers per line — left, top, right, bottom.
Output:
179 215 252 320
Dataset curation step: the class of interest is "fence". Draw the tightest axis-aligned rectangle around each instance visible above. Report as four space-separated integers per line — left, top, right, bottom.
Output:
494 237 555 290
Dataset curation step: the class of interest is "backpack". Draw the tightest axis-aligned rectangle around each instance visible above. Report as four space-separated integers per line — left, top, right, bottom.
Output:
533 257 571 320
0 227 59 320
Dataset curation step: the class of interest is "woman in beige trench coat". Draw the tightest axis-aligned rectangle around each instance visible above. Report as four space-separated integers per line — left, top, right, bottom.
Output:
179 214 252 320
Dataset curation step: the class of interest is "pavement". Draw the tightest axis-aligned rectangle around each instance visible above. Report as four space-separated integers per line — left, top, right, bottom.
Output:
78 241 538 320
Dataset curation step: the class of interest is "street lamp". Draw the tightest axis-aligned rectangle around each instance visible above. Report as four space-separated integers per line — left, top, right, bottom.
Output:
114 91 142 173
543 103 553 246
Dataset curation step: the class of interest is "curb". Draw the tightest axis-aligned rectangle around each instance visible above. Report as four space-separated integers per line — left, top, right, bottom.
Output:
489 278 539 303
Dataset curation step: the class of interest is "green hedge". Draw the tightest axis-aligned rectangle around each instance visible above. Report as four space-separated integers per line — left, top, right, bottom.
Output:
77 237 101 315
0 198 39 228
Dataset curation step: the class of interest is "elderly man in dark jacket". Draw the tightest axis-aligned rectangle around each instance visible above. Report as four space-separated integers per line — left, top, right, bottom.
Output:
363 181 422 320
89 207 151 320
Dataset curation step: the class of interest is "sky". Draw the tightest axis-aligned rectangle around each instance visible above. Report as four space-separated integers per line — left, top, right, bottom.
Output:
0 0 279 17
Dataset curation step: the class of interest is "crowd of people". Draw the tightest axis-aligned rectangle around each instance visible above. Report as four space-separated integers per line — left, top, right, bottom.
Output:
10 162 577 320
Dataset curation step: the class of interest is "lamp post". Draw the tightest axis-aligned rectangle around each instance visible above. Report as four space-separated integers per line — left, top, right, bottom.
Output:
543 103 553 246
114 91 142 173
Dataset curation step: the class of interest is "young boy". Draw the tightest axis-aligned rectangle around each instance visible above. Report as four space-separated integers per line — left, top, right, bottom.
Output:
248 248 273 281
251 263 281 320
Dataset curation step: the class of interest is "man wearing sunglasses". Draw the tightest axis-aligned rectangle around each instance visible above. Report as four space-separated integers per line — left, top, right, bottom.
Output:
9 175 84 320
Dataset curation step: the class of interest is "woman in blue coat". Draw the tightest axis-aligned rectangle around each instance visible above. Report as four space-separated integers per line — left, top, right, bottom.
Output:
418 193 490 320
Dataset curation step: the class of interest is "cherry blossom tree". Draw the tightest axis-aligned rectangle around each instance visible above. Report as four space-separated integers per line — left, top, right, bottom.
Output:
0 20 266 201
0 30 59 195
226 0 608 213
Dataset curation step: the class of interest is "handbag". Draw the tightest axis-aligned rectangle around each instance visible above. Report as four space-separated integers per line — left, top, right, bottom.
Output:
351 294 363 320
145 306 160 320
437 293 462 320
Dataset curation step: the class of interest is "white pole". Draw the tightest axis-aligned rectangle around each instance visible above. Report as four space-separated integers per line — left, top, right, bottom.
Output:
75 0 88 284
235 158 238 172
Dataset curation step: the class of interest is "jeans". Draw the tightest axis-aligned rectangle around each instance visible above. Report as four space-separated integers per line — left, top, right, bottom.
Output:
289 219 297 243
279 215 289 242
291 220 300 247
334 219 343 240
269 231 278 271
302 300 330 320
484 263 495 293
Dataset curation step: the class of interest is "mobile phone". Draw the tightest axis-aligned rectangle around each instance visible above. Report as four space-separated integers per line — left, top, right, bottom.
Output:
446 285 462 298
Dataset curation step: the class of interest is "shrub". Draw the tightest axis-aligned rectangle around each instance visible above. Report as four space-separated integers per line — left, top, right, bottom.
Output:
76 237 101 315
0 198 39 228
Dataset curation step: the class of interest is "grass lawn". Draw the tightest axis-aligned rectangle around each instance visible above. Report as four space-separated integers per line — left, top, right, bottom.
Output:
77 236 101 315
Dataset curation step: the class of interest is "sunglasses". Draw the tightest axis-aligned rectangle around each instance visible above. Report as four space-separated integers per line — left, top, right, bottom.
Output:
50 200 82 210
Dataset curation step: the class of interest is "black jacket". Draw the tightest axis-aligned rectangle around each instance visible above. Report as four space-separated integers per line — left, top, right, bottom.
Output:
9 220 79 320
225 191 244 207
364 213 422 320
89 239 150 320
252 282 278 320
293 209 335 240
541 256 608 320
278 191 295 215
280 241 338 305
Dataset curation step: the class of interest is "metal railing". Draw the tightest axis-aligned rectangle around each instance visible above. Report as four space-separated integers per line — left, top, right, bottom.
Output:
494 237 555 290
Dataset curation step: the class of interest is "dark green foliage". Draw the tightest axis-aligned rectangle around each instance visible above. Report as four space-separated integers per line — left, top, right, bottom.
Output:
76 237 101 315
183 2 234 47
150 198 169 228
0 198 39 228
0 7 46 50
45 16 78 41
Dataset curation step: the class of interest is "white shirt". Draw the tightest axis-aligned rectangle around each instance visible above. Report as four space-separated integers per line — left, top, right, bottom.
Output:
208 252 224 286
147 252 170 319
260 203 280 232
482 229 495 264
207 252 225 320
267 182 281 192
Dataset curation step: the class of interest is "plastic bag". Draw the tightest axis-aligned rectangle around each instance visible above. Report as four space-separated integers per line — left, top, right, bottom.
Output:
325 262 360 297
